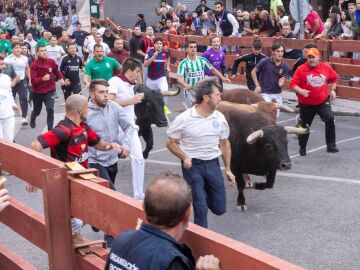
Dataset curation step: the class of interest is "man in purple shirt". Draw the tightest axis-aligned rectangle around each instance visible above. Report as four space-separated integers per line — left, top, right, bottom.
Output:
202 36 227 79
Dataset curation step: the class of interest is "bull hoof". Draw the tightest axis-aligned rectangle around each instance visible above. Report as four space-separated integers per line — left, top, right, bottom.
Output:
235 204 248 212
143 151 149 159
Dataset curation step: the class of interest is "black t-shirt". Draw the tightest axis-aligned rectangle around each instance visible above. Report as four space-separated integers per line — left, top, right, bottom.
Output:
60 54 83 84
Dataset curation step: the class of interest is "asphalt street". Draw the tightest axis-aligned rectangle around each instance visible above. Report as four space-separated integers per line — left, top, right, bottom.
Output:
1 83 360 270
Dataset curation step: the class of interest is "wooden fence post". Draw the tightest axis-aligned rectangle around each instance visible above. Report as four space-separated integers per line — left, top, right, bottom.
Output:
42 168 74 270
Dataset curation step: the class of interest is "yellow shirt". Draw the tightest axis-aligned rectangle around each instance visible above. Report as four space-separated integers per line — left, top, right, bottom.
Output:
270 0 284 17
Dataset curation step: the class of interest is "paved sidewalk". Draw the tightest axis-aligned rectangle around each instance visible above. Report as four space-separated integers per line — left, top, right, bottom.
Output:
224 83 360 117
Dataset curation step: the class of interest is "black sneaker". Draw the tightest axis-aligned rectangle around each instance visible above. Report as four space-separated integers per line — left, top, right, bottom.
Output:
327 146 339 153
299 146 306 156
30 118 36 128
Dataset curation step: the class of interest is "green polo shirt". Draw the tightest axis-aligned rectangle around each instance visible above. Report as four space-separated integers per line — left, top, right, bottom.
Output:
37 38 50 47
0 39 12 54
84 56 120 81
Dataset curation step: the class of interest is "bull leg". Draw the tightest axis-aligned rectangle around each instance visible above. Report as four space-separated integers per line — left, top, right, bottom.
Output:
254 171 276 190
235 174 248 212
243 173 255 188
138 124 153 159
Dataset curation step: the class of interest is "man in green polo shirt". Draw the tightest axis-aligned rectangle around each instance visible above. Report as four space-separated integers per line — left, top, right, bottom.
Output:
0 32 12 55
83 44 121 86
36 31 51 47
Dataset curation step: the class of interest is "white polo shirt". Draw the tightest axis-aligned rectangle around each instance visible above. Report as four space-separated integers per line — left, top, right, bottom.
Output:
167 106 230 160
108 76 135 125
0 74 15 119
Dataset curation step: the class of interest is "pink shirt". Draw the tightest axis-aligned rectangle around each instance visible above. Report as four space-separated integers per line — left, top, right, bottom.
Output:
305 10 324 36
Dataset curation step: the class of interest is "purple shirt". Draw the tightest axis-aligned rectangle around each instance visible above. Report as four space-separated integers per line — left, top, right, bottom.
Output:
202 48 226 76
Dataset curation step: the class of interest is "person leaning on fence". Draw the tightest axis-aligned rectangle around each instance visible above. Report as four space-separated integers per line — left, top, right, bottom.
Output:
105 172 221 270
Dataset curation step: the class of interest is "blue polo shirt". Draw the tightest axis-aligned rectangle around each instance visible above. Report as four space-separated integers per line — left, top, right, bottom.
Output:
256 57 290 94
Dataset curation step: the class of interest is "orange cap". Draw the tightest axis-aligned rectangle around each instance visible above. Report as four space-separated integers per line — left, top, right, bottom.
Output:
306 48 320 58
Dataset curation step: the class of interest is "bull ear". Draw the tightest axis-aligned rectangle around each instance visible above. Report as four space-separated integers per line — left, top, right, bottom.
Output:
284 125 310 135
246 130 264 144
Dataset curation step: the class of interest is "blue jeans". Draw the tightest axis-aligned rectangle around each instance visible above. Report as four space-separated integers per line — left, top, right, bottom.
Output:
182 158 226 228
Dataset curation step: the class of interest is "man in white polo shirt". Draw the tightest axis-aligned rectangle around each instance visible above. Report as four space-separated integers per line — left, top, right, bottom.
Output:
166 77 235 228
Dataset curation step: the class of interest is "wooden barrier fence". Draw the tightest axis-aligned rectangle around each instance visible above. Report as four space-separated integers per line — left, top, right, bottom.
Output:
0 140 305 270
92 17 360 101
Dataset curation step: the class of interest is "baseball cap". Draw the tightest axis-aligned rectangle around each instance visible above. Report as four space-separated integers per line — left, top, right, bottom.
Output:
306 48 320 58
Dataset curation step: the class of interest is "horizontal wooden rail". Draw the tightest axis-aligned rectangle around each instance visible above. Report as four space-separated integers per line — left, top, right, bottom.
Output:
0 245 36 270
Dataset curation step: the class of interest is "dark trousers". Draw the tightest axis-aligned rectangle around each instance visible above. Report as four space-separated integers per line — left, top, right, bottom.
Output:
89 162 118 248
89 162 118 191
31 91 55 130
182 158 226 228
12 79 28 118
62 83 81 101
298 100 336 148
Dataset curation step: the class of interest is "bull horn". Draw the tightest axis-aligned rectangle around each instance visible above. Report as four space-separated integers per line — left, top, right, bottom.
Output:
284 125 310 135
161 87 181 96
246 130 264 144
275 103 295 113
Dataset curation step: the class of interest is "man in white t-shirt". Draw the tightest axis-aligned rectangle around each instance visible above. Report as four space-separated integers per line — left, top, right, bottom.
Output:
5 42 30 125
0 56 20 141
166 77 235 228
86 33 110 61
25 32 37 55
108 58 145 200
46 35 66 67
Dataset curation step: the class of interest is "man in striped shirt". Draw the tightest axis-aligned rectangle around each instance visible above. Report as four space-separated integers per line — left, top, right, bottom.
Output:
177 40 230 108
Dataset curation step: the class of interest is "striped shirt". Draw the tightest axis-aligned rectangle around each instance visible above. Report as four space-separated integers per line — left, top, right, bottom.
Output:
177 56 213 87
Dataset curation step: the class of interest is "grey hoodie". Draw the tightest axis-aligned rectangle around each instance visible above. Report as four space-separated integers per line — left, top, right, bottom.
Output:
88 100 135 167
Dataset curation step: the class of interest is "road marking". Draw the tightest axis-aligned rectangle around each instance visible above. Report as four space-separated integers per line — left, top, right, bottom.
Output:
277 117 297 124
254 211 276 217
149 148 168 155
290 135 360 158
145 159 360 184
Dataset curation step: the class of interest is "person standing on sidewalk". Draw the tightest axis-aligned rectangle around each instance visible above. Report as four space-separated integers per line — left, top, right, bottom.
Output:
290 48 339 156
60 43 83 100
0 56 20 142
108 58 146 200
129 25 143 62
166 78 235 228
177 40 230 108
30 45 65 130
5 42 30 126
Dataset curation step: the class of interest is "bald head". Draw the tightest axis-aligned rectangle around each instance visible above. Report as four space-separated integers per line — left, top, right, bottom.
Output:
144 172 192 228
65 94 87 115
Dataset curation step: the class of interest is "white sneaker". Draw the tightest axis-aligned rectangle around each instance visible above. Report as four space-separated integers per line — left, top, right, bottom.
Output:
21 118 29 126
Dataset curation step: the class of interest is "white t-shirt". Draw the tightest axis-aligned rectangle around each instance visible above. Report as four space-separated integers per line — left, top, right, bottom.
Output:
25 39 37 55
87 41 110 61
0 73 15 119
5 54 28 80
108 76 135 125
167 106 230 160
46 45 65 66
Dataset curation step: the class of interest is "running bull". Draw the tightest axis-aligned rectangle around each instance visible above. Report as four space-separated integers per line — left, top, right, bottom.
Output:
217 101 309 211
134 84 179 159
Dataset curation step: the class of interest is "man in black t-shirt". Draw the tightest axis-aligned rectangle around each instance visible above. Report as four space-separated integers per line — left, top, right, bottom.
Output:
60 43 83 100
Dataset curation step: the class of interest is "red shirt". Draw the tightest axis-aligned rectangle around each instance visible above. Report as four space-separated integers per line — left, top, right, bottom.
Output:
139 37 154 54
30 57 64 94
37 118 100 168
108 49 130 65
290 62 338 105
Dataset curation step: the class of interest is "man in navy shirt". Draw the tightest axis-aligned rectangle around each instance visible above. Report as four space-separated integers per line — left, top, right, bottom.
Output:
105 172 221 270
251 43 290 107
70 23 89 60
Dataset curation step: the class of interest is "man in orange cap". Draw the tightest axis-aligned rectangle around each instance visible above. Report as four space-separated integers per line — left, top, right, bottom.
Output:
290 48 339 156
